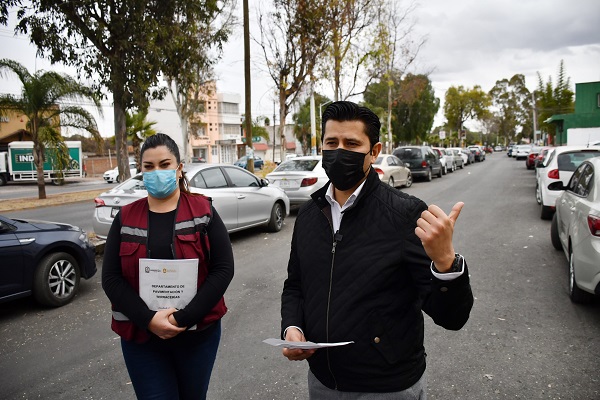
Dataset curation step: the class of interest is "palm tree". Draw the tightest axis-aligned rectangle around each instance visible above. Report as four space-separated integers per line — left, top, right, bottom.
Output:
0 59 102 199
126 109 157 173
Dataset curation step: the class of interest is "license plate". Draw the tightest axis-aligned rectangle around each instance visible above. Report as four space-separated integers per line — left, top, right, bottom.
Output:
111 207 120 218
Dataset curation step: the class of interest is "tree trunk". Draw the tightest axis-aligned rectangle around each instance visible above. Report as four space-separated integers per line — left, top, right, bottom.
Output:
32 128 46 199
114 100 129 182
279 93 287 163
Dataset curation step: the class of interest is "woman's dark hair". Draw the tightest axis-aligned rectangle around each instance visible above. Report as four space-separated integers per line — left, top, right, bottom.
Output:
140 133 192 194
321 101 381 147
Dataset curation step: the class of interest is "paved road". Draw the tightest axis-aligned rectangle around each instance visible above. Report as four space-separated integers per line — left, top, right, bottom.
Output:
3 200 96 234
0 154 598 399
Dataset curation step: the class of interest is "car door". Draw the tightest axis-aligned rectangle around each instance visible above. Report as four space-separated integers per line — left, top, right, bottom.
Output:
556 163 590 247
222 166 273 228
188 166 239 231
0 218 25 298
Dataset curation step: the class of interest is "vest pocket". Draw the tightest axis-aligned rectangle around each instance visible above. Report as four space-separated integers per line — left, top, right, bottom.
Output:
119 242 141 279
177 233 206 263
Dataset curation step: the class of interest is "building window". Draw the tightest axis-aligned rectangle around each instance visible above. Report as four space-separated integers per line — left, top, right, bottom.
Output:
222 124 240 136
219 102 239 114
212 147 218 156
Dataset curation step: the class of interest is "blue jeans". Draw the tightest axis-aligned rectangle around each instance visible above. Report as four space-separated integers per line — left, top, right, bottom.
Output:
120 320 221 400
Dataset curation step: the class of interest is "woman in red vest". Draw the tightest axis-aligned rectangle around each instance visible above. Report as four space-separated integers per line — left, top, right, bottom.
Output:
102 133 234 399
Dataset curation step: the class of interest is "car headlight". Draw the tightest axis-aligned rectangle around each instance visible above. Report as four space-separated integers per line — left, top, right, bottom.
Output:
79 230 90 244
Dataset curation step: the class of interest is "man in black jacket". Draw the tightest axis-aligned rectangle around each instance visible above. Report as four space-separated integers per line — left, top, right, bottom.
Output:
280 101 473 398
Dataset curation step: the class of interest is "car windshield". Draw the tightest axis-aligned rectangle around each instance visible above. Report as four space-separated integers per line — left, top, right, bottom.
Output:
394 148 421 160
274 159 319 171
557 151 600 171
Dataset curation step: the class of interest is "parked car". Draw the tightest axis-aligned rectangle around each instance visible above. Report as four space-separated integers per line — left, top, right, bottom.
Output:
373 154 413 188
103 161 137 183
445 148 465 170
507 144 514 157
513 144 532 160
494 145 503 152
549 157 600 303
536 146 600 219
265 156 329 206
534 146 554 169
525 146 543 169
468 145 485 162
93 164 290 238
392 146 443 182
433 147 453 174
0 215 96 307
191 156 206 163
448 147 469 166
234 155 264 170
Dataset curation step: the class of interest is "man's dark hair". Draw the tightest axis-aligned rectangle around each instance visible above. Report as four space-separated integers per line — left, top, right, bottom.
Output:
321 101 381 147
140 133 181 163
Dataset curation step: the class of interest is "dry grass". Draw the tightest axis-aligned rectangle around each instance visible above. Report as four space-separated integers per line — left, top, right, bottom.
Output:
0 189 105 213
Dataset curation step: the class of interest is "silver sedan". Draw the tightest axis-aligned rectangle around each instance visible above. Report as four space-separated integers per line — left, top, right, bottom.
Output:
549 156 600 303
92 164 290 238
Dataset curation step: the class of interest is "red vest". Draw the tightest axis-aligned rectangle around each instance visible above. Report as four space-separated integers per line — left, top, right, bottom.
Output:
111 192 227 343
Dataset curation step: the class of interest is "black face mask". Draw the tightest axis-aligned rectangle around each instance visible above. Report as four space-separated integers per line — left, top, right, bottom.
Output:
322 148 370 191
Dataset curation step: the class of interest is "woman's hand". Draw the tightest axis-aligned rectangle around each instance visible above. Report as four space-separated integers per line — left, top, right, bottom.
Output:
148 308 186 339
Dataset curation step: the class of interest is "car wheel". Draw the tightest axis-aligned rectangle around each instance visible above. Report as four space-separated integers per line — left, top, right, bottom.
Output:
425 169 432 182
404 173 413 188
442 165 447 175
387 177 394 187
535 183 542 205
569 248 593 303
550 213 562 250
33 252 81 307
460 162 464 169
540 203 553 220
0 174 7 186
267 202 284 232
116 176 121 183
437 167 443 178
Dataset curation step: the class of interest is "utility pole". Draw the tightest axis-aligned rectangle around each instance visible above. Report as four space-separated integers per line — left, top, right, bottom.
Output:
310 84 316 156
532 92 538 145
243 0 254 173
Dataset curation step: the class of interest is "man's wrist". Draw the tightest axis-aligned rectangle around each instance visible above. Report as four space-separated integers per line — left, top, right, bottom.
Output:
432 253 462 273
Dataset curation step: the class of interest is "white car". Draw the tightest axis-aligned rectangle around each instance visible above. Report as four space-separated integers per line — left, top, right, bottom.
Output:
373 154 413 188
265 156 329 206
536 146 600 219
448 147 469 165
512 144 532 160
103 162 137 183
549 156 600 303
433 147 454 174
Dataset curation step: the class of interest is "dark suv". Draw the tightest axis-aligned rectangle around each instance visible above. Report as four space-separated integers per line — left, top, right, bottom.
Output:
392 146 443 181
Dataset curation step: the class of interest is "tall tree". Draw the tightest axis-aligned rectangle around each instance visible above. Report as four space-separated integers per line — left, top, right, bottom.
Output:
444 85 491 145
489 74 532 142
5 1 230 183
320 0 379 101
163 1 235 164
364 73 438 146
0 59 101 199
535 60 574 142
372 0 424 152
257 0 330 161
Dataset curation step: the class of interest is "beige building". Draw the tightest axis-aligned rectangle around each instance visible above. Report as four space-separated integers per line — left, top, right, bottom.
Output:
0 109 33 146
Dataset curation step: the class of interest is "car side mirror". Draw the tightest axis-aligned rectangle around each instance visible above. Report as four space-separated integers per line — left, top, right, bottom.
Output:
260 178 269 187
547 181 565 191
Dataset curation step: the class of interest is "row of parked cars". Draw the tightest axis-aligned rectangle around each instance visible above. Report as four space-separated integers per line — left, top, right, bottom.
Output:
520 143 600 303
0 143 489 309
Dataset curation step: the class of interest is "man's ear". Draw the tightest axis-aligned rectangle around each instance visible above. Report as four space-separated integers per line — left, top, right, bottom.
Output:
370 143 383 160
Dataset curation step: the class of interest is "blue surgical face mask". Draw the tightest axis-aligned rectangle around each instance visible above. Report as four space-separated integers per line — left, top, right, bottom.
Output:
143 169 178 199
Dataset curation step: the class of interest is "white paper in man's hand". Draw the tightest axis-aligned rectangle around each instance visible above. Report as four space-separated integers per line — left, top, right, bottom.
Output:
262 338 354 349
